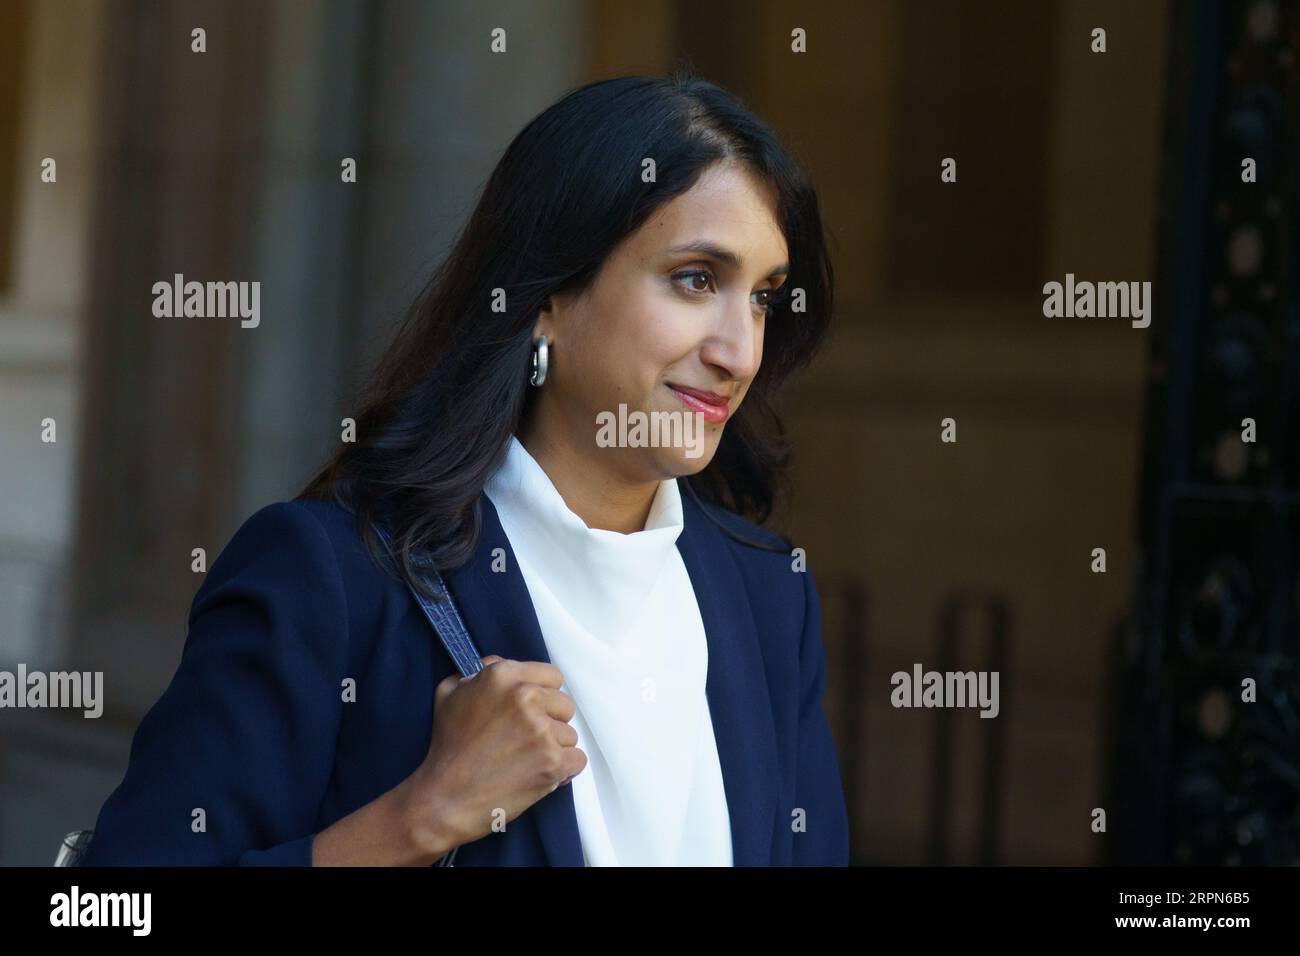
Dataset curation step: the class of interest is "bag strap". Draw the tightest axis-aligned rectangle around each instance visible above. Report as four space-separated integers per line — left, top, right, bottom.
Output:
370 518 482 866
370 519 483 678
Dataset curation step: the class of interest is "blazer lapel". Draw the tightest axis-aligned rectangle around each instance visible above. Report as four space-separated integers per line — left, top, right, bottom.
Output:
675 491 780 866
442 488 780 867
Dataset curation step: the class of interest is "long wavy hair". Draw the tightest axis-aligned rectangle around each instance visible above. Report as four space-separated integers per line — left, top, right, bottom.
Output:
298 70 835 601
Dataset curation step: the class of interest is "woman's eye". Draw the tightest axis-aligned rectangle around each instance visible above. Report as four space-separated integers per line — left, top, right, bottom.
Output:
673 270 714 294
756 284 787 314
673 271 784 315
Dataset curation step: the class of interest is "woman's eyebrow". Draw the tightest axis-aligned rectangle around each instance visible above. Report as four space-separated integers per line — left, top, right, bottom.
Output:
666 239 789 277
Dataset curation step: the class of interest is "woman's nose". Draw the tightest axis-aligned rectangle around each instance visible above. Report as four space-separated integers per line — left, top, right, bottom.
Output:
698 295 761 382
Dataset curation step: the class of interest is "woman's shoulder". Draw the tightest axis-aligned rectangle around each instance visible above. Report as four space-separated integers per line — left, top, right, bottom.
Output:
204 498 390 603
215 499 351 563
229 497 371 553
687 496 815 625
193 498 404 657
689 495 794 554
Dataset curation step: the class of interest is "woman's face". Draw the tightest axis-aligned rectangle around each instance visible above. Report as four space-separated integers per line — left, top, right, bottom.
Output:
532 160 790 482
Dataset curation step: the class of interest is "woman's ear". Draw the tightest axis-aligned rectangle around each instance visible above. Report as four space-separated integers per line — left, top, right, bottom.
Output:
537 285 576 335
527 303 548 343
534 300 555 343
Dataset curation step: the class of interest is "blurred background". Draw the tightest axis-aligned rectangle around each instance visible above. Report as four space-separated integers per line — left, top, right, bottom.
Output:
1 0 1296 866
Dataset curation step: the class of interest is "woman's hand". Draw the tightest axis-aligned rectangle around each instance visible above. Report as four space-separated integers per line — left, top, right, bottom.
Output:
402 654 587 856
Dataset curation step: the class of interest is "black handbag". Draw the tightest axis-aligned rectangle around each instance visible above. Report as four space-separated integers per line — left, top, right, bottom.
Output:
369 519 485 866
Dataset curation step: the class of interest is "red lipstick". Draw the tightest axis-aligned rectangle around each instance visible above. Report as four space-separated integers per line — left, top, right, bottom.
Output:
668 383 731 423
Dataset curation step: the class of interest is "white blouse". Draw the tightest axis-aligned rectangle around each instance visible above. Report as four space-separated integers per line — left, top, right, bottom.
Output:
483 435 733 866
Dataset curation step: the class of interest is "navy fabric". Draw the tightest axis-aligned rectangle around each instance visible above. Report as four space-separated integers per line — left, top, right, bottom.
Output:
80 490 850 866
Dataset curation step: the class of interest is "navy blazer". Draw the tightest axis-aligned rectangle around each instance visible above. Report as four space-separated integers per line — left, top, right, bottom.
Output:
81 488 850 866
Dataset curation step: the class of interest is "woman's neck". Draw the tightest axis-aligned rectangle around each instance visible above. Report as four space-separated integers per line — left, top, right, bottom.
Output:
514 427 660 534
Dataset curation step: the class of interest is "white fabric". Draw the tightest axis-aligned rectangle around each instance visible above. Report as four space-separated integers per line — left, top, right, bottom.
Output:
483 435 733 866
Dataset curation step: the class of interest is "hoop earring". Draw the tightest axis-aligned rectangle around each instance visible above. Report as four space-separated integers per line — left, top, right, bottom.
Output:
529 334 549 387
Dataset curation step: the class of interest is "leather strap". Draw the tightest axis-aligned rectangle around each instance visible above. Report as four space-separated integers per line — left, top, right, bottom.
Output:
370 519 483 678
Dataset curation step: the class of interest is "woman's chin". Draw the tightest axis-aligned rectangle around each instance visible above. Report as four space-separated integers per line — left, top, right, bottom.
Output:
652 441 720 477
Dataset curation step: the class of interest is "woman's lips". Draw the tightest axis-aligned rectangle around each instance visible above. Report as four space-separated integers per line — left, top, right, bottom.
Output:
668 384 731 423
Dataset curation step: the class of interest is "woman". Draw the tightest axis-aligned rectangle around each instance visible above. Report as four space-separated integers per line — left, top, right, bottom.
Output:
81 71 847 867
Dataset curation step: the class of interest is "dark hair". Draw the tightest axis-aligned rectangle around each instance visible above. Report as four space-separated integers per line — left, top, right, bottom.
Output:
298 70 835 600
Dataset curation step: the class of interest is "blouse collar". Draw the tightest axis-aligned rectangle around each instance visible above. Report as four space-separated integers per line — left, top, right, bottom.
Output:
482 435 686 638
